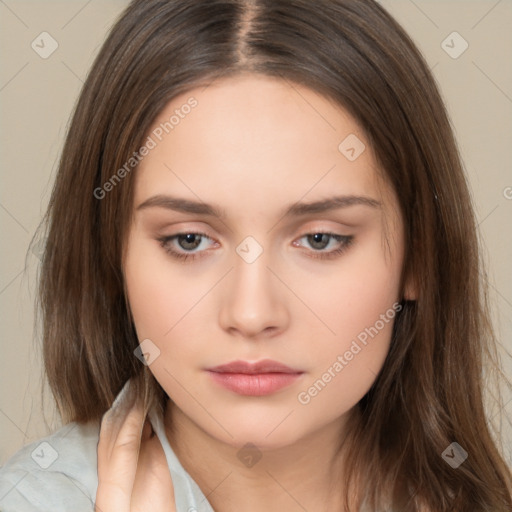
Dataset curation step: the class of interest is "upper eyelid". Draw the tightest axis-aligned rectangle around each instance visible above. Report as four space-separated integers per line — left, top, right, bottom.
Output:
162 221 352 237
164 228 347 239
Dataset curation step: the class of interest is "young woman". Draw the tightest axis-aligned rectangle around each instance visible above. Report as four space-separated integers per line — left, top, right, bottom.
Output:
1 0 511 511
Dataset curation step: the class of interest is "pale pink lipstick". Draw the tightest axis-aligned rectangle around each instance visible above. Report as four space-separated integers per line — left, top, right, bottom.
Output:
206 359 304 396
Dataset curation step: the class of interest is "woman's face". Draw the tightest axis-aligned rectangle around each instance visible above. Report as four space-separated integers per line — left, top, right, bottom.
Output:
123 73 406 449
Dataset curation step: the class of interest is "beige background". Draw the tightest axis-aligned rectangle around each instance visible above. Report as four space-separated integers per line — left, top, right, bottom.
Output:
1 0 511 466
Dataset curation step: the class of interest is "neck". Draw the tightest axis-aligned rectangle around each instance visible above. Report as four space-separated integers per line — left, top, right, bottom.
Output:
164 402 358 512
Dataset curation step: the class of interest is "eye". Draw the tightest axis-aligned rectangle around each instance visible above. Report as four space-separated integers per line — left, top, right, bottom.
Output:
293 232 354 260
157 231 354 263
158 231 216 262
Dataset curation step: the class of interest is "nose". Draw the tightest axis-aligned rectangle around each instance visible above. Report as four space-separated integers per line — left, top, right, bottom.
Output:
218 246 290 340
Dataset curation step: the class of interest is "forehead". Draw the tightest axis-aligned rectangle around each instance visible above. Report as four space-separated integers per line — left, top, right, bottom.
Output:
134 74 391 215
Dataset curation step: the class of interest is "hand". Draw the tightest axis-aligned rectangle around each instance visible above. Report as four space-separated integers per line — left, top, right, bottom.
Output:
95 380 175 512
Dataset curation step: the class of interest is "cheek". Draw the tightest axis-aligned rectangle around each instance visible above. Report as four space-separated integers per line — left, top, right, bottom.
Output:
123 239 225 385
293 238 401 407
124 240 211 338
300 236 402 349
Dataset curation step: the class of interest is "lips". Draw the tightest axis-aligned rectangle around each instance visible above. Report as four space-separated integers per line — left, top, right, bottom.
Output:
206 359 304 396
207 359 302 375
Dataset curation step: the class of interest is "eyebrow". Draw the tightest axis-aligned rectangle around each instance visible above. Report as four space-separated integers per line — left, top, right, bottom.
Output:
136 194 381 218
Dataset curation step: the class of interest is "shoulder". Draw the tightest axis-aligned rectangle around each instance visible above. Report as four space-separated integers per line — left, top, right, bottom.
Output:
0 419 101 512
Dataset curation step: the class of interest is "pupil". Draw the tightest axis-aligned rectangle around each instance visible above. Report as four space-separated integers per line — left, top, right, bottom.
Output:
180 234 201 250
309 233 328 249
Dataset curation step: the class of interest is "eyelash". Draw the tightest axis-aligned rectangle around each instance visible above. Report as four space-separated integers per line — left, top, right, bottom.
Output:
157 231 354 263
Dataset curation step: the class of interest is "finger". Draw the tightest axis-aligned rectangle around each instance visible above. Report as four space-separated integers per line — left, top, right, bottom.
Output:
95 380 146 512
131 419 176 512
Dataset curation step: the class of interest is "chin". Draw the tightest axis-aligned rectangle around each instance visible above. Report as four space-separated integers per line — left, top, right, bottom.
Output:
204 414 310 451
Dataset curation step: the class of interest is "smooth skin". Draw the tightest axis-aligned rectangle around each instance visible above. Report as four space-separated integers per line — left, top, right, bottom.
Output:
96 73 413 511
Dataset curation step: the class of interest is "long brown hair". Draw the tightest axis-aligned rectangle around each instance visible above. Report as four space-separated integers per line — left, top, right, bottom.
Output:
32 0 512 510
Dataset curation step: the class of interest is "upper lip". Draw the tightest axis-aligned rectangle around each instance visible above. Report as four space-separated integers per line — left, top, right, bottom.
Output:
207 359 302 374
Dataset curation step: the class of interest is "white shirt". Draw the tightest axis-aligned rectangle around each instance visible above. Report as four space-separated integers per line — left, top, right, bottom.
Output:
0 391 215 512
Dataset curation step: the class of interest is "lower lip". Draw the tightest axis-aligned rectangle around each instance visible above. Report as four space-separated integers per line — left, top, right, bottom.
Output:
207 371 303 396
